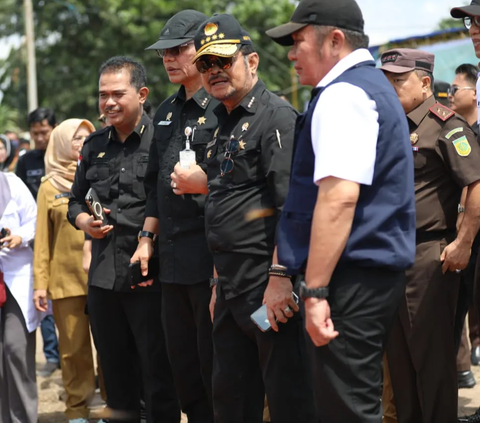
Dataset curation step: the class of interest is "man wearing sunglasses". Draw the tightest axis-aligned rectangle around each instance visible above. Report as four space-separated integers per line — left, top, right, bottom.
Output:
132 9 219 423
187 13 316 423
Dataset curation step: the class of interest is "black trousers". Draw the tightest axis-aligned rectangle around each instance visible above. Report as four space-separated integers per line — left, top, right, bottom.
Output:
87 286 180 423
307 266 405 423
212 282 317 423
161 281 213 423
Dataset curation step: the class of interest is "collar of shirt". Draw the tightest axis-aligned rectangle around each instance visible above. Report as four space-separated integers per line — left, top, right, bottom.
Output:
407 95 436 127
108 112 151 143
171 86 212 110
213 79 266 118
316 48 375 88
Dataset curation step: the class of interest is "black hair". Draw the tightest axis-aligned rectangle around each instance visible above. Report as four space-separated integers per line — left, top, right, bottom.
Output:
19 138 30 146
27 108 56 128
0 134 15 171
240 44 255 56
455 63 479 87
415 70 434 89
99 56 147 91
143 99 153 118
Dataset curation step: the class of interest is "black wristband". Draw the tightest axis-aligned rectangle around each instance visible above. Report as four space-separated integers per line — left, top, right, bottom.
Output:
209 277 219 288
299 281 329 300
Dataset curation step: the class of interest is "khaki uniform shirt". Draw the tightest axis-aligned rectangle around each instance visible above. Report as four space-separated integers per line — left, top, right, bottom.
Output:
33 178 87 299
409 96 480 233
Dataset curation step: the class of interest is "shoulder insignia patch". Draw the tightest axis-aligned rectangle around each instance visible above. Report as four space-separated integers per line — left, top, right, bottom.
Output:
445 127 464 140
452 135 471 157
429 103 455 122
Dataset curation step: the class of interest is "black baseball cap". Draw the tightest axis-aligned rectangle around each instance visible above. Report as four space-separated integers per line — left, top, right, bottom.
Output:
145 10 209 51
266 0 364 46
451 0 480 18
192 14 253 63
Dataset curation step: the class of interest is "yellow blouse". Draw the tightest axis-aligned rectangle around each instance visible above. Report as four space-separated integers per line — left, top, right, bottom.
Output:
33 178 87 299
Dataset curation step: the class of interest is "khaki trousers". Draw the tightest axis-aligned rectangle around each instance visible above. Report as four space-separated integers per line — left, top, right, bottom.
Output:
382 354 397 423
52 295 96 419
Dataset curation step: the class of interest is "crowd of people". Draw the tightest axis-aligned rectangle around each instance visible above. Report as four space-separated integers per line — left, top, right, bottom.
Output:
4 0 480 422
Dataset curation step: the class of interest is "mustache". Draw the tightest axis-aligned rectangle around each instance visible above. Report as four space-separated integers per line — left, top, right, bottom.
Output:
208 74 228 83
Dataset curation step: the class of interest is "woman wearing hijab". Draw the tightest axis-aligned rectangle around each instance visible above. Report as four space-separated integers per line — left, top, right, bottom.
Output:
0 170 41 423
32 118 101 423
0 134 17 172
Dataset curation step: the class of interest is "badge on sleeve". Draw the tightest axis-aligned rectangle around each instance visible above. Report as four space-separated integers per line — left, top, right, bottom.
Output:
452 136 471 157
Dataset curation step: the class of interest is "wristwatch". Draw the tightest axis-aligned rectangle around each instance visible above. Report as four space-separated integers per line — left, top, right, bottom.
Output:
458 204 465 214
209 277 219 288
299 280 329 300
138 230 157 242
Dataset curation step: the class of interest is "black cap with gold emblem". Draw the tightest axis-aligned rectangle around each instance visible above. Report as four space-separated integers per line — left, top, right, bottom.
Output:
192 14 253 63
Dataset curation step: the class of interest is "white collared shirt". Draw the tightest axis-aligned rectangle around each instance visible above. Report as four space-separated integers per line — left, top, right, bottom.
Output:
311 48 379 186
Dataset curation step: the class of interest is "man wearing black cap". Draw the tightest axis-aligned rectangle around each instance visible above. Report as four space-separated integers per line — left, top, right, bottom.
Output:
266 1 416 422
131 9 217 423
189 13 316 423
380 48 480 423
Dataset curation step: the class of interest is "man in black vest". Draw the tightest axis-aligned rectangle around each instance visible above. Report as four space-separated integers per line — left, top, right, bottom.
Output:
178 13 317 423
267 0 416 422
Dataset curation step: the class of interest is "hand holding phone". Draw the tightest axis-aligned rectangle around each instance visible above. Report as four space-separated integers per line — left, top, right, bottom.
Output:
251 292 299 332
128 257 159 286
85 188 109 225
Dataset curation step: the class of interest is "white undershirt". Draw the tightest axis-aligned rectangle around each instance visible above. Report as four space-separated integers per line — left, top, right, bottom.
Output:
311 48 379 186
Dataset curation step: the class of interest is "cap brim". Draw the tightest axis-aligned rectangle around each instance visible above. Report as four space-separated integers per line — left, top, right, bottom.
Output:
379 64 415 74
145 37 193 51
192 43 239 63
266 22 308 46
451 5 480 18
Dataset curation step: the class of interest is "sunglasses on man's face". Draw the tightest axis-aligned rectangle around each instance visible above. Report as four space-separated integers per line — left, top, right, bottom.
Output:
156 41 194 59
464 15 480 30
195 54 237 74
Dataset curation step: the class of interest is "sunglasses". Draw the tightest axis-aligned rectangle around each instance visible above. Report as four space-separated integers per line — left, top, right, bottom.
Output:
220 137 240 177
447 85 476 96
195 54 237 74
156 41 194 59
464 16 480 29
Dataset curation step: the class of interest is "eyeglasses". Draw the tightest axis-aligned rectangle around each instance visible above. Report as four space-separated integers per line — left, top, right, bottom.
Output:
447 86 476 96
195 54 237 74
464 16 480 29
156 41 194 59
220 137 240 177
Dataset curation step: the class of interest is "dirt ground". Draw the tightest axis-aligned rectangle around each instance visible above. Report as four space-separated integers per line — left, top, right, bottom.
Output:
36 330 480 422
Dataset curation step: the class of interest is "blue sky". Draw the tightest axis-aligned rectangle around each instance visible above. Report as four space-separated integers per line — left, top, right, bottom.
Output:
359 0 468 45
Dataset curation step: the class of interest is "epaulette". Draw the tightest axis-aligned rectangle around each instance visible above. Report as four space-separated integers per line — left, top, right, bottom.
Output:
429 103 455 122
83 126 110 145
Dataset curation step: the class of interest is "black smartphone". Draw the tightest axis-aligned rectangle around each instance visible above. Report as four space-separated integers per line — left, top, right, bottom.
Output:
85 187 108 225
128 257 160 286
250 292 299 332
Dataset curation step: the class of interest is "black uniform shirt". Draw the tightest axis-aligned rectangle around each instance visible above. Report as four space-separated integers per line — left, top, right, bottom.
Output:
16 149 46 200
68 113 157 292
144 86 218 285
204 80 297 299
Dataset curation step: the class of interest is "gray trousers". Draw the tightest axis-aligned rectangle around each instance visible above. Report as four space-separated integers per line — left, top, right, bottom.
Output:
0 285 37 423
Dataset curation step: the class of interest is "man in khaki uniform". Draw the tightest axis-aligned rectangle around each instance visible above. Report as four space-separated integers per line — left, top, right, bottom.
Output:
380 49 480 423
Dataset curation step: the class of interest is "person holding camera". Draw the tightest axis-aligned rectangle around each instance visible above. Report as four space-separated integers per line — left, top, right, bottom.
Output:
33 118 99 423
68 56 179 423
0 171 41 423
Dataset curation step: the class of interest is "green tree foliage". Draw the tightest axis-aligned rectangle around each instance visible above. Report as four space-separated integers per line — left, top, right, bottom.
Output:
437 17 465 30
0 0 297 128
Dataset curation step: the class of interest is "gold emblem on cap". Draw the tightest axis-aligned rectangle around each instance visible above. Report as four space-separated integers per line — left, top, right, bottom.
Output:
212 35 218 40
201 39 205 45
218 33 225 39
198 116 206 125
207 150 212 159
204 23 218 36
410 133 419 145
206 37 211 42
